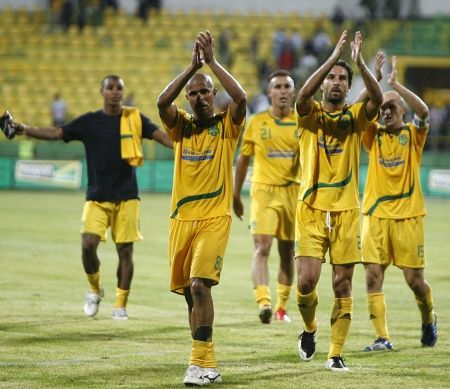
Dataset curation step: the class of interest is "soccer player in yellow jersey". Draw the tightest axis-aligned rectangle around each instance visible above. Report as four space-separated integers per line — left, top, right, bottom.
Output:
233 69 300 324
294 30 383 371
362 55 437 351
157 31 247 386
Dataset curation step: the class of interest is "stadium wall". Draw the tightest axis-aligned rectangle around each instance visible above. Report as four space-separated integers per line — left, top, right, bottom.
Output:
0 0 448 17
1 157 450 198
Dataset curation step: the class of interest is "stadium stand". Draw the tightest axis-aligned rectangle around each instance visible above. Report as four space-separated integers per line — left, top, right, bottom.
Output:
0 7 449 161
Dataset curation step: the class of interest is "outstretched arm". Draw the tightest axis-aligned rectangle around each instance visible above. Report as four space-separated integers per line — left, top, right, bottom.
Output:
196 30 247 124
296 30 348 116
233 154 251 220
354 50 385 103
350 31 383 119
157 42 203 128
388 56 429 119
152 128 173 149
14 122 63 140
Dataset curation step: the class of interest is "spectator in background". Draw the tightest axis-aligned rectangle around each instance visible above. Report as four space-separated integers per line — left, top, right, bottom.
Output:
249 91 270 114
331 5 345 31
49 0 64 32
123 92 135 107
101 0 119 12
312 25 332 62
277 39 297 71
51 92 68 127
290 28 304 57
218 28 234 69
429 104 447 151
250 29 260 64
295 44 319 85
61 0 73 31
273 27 288 66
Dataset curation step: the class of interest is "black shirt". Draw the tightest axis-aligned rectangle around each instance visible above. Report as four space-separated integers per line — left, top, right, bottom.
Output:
62 109 158 201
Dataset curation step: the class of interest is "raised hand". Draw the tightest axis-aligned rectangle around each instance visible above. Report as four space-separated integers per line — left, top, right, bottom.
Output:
330 30 347 62
191 41 204 70
387 56 398 86
196 30 215 64
350 31 363 66
374 50 386 81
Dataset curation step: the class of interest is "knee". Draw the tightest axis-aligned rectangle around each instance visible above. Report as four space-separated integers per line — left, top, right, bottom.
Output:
365 271 382 291
117 243 133 259
255 241 271 258
82 238 97 257
297 275 317 294
333 276 352 296
407 277 427 295
190 278 211 300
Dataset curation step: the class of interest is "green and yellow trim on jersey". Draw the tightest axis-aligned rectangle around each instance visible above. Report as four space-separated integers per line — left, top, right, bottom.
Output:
171 184 224 218
163 107 244 220
302 171 352 201
362 121 427 218
296 100 372 211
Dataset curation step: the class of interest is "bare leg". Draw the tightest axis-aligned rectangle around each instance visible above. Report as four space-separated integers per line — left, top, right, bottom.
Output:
116 242 134 290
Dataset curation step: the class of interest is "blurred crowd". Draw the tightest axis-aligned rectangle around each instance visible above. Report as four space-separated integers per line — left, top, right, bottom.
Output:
48 0 162 31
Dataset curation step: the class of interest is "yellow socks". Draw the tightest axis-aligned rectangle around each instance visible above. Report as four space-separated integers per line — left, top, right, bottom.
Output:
114 287 130 308
367 292 390 340
204 342 217 368
86 271 101 294
328 297 352 358
275 283 292 311
297 288 318 332
189 340 209 368
415 288 435 325
254 285 271 308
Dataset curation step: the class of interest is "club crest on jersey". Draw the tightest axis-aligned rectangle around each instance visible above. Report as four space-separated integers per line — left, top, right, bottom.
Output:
337 116 350 130
208 125 219 136
399 134 409 145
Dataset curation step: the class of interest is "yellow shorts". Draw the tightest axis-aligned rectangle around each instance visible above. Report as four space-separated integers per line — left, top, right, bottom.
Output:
249 182 299 240
169 216 231 294
362 215 425 268
294 201 361 264
81 200 143 243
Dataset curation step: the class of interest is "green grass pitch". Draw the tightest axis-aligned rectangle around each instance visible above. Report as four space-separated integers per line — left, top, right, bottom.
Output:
1 190 449 388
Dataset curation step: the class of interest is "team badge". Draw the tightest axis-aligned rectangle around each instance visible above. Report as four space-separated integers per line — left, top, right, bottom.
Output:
338 116 350 130
399 134 409 145
208 125 219 136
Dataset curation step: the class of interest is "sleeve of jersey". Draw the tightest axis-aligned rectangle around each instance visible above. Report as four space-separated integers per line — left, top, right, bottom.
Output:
223 106 245 139
410 118 429 149
141 113 158 139
239 117 255 156
361 122 377 151
61 115 86 142
161 109 185 142
353 101 374 134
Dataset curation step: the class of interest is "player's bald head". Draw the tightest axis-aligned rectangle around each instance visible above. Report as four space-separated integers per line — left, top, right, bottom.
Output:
186 73 214 91
383 90 406 108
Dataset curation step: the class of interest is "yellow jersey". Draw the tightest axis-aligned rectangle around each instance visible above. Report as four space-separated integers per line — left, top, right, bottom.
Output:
240 109 300 186
164 107 244 220
296 100 373 211
362 122 428 218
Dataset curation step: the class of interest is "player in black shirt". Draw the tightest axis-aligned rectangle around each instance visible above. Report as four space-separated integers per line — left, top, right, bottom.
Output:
13 75 172 320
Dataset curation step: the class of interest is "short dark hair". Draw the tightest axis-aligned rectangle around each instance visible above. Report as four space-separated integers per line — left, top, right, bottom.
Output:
267 69 293 83
101 74 122 88
335 60 353 87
